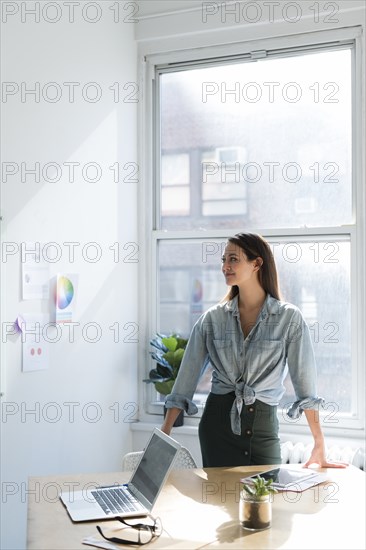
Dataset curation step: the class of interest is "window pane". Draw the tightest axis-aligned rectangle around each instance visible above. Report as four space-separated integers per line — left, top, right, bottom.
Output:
162 153 190 186
159 240 226 335
274 240 351 415
158 238 351 414
161 186 190 216
160 49 352 230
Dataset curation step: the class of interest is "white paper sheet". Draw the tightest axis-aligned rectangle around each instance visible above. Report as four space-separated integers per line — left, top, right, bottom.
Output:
21 243 49 300
21 314 49 372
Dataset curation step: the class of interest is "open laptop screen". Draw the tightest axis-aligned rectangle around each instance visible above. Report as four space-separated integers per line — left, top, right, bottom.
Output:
130 432 178 505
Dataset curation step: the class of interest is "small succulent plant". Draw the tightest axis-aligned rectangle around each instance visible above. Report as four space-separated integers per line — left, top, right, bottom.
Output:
242 475 278 500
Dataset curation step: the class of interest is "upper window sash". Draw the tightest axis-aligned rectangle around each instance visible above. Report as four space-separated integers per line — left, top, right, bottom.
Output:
154 42 354 232
144 26 362 235
147 25 361 68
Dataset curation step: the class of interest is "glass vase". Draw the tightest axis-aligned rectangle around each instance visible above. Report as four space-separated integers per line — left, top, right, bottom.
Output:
239 493 272 531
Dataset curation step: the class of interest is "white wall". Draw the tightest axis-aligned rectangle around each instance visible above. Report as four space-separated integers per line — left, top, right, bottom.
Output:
0 4 138 549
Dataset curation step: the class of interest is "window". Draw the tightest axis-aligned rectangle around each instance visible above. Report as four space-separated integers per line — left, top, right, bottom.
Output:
144 28 364 431
158 48 352 230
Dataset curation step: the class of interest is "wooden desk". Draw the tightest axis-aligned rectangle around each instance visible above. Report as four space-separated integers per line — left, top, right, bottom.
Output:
27 465 365 549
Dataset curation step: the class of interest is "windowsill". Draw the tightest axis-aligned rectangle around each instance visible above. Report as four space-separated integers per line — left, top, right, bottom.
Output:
131 418 365 449
131 421 198 436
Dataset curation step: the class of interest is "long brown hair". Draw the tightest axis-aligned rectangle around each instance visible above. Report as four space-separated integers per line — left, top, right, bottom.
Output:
222 233 281 302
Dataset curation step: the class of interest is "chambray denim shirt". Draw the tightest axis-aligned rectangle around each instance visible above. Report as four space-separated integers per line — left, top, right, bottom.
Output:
165 294 324 435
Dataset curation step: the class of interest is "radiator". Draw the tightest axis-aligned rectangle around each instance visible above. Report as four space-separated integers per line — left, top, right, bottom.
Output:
280 441 365 470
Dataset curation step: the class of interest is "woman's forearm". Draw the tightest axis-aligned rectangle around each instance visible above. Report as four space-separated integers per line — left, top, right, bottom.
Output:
304 408 325 445
160 407 183 435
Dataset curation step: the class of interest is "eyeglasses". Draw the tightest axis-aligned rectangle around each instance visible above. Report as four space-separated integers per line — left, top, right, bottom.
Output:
96 515 163 546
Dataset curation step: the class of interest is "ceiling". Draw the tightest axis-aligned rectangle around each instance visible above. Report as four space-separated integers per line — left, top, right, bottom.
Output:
136 0 204 17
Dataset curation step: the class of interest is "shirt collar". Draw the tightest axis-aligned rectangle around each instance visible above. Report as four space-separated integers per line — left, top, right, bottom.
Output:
225 293 281 319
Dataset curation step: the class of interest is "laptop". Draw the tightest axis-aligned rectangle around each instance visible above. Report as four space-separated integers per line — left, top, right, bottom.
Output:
60 428 182 522
241 466 329 492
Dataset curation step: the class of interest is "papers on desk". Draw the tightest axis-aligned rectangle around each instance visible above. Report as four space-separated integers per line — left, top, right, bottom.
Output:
82 536 119 550
241 466 328 492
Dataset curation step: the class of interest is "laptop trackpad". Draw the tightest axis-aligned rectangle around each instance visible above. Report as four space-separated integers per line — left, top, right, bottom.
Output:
61 494 100 513
69 500 98 511
64 498 102 521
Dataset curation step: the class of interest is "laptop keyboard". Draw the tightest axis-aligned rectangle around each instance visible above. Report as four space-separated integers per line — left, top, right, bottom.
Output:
91 486 144 515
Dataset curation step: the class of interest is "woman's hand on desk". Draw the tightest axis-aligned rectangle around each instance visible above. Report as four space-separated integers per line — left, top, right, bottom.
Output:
303 444 349 469
303 409 348 468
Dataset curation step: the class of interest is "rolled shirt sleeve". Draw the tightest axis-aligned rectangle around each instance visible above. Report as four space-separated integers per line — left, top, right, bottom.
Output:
285 309 325 419
165 316 209 415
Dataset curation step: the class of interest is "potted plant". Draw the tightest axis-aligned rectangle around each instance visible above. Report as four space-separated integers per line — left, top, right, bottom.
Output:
239 475 277 531
143 333 188 426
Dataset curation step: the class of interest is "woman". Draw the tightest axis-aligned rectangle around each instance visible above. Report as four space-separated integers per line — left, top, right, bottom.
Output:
162 233 346 469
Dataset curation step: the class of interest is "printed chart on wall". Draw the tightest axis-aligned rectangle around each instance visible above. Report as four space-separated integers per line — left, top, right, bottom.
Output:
21 314 49 372
55 274 78 323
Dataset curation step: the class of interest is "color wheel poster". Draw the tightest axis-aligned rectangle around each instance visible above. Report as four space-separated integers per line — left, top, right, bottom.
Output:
55 274 78 323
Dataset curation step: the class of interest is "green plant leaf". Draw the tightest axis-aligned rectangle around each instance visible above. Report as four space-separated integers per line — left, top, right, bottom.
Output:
173 348 185 363
242 483 255 497
162 336 178 352
241 476 277 499
144 333 187 391
162 350 178 369
176 337 188 349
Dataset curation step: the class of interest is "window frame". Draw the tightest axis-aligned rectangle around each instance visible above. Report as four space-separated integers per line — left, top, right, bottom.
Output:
139 25 365 436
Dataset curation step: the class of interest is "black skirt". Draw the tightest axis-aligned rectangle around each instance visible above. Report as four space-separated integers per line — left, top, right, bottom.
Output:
198 392 281 467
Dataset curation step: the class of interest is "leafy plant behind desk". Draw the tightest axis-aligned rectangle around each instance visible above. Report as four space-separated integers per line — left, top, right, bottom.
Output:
144 334 188 396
